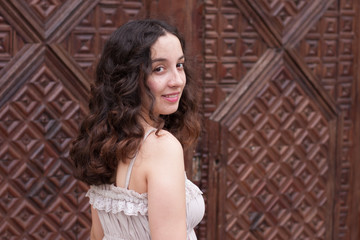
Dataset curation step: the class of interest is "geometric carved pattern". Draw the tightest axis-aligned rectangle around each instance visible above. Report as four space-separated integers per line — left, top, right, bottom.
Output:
225 65 330 240
1 0 358 239
244 0 322 45
61 0 144 79
0 13 26 71
295 1 356 238
205 0 358 239
204 0 268 117
243 0 335 46
1 0 148 238
0 58 88 239
248 0 310 31
296 1 355 103
24 0 67 21
201 1 269 238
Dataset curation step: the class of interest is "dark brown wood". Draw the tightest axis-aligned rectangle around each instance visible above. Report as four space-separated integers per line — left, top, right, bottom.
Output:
351 0 360 239
0 0 204 239
203 0 360 239
212 50 336 239
0 0 359 239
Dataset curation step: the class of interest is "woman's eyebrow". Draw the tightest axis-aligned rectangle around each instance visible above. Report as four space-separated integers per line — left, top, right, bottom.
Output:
151 55 185 63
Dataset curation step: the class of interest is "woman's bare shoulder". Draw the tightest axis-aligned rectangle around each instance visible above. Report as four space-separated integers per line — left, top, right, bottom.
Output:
141 129 184 166
146 129 182 150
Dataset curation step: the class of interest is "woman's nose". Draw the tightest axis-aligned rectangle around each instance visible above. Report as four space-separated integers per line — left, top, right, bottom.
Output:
169 68 185 87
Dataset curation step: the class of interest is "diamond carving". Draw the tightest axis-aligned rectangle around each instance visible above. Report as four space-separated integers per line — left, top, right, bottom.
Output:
0 14 26 71
47 198 74 226
48 86 74 115
258 118 279 142
48 125 73 153
276 6 292 26
48 160 72 188
61 0 145 78
259 154 275 172
204 0 268 116
12 86 41 116
0 0 356 239
243 170 262 190
249 0 312 30
257 185 274 205
25 0 66 20
0 105 23 135
223 62 330 238
12 125 41 154
0 145 22 175
29 218 57 239
228 221 242 239
0 45 89 238
32 105 57 133
0 222 21 239
29 182 56 209
31 65 58 96
228 185 245 208
227 150 247 175
11 201 38 231
0 185 21 210
12 163 39 193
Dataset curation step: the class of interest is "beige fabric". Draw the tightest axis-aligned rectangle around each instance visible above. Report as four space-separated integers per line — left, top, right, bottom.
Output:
87 176 204 240
86 129 205 239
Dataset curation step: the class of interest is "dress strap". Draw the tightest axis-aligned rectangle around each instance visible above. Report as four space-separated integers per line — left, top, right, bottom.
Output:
125 128 156 189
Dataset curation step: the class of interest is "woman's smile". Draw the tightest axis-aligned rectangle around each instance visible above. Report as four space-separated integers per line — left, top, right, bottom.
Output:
162 92 181 103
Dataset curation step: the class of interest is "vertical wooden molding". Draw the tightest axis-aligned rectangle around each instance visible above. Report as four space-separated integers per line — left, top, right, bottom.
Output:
350 0 360 238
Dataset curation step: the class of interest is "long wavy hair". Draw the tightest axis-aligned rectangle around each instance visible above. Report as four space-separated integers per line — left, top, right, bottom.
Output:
70 19 200 185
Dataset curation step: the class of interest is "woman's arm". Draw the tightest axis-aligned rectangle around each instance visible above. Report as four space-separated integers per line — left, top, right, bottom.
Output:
145 131 187 240
90 206 104 240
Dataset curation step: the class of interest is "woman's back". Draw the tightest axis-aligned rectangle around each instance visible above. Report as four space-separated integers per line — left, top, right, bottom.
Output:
86 129 205 239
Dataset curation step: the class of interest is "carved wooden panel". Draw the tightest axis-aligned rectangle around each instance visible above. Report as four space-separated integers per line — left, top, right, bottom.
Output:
1 0 359 239
60 0 146 79
0 0 204 239
200 1 269 239
294 2 358 237
0 0 147 239
0 15 26 71
215 51 335 239
203 0 268 118
0 48 90 238
245 0 333 44
203 0 359 239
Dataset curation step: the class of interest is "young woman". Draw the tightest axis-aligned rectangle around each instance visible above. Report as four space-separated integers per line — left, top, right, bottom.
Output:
70 19 205 240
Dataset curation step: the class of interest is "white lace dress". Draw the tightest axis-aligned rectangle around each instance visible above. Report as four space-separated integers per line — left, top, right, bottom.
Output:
86 130 205 240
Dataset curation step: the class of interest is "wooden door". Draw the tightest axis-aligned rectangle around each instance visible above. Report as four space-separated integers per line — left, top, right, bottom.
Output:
0 0 201 239
1 0 359 239
199 0 360 239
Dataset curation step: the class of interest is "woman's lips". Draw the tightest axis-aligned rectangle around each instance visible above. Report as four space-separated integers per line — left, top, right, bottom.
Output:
162 93 180 103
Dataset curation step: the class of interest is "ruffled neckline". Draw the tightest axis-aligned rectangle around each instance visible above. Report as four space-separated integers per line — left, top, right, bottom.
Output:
110 184 148 198
86 174 203 216
86 184 148 216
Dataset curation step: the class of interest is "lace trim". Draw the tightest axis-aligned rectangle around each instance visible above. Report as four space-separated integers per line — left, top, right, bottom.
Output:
87 179 203 215
86 184 148 216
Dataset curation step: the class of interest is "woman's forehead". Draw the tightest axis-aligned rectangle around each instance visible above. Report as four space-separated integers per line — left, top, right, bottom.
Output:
150 33 183 60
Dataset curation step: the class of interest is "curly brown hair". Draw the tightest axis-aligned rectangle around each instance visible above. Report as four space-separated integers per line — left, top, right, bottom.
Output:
70 19 200 186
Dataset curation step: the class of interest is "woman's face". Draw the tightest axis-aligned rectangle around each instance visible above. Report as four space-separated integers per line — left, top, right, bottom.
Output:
144 32 186 117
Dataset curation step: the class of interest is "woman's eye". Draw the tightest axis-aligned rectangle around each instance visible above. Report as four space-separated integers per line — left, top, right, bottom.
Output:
153 66 165 73
177 63 185 69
